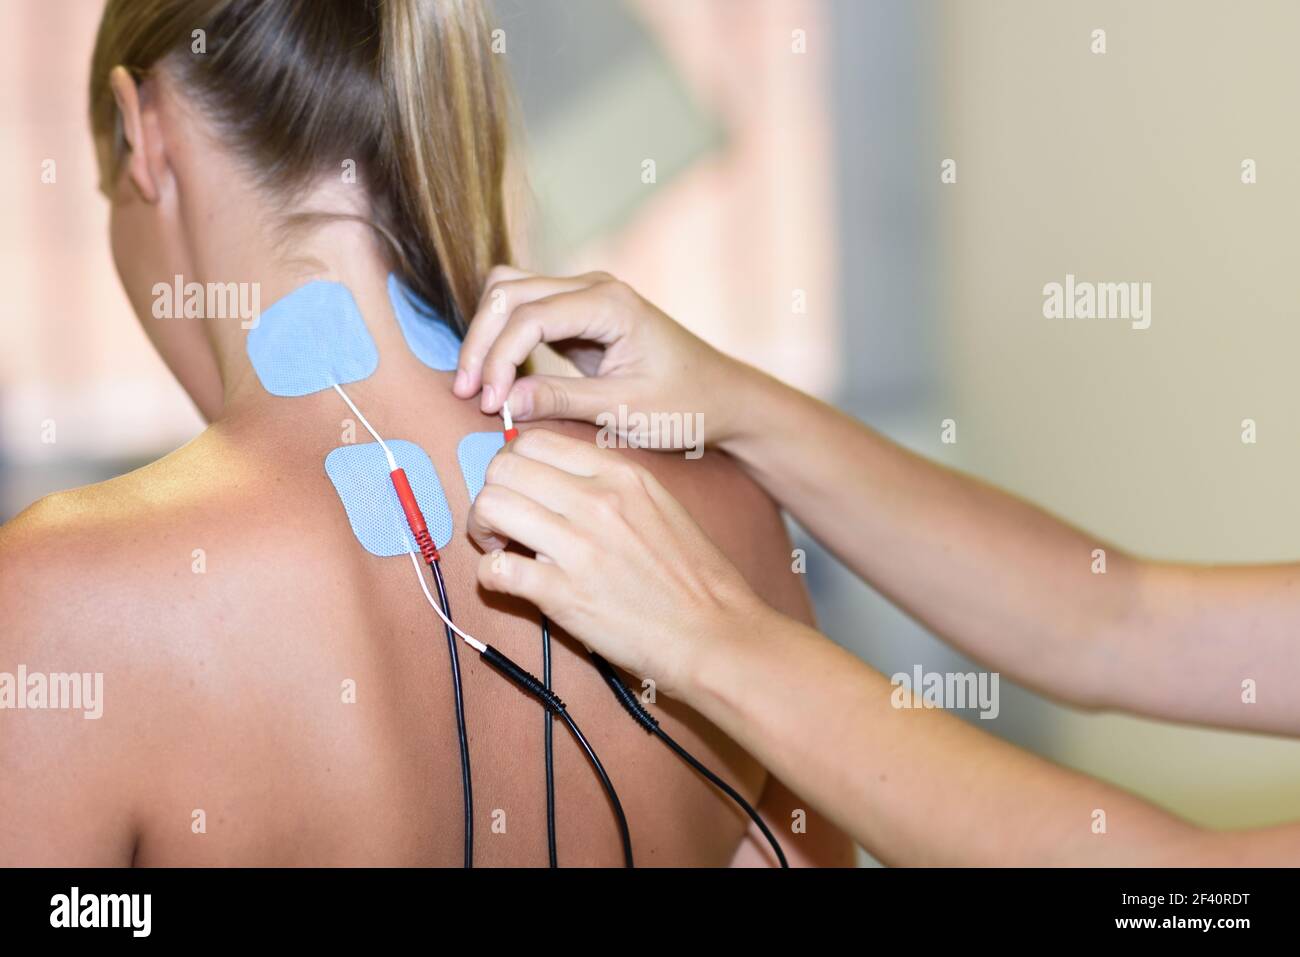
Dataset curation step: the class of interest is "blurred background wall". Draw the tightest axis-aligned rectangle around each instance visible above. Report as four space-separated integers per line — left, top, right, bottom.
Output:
935 0 1300 832
3 0 1299 859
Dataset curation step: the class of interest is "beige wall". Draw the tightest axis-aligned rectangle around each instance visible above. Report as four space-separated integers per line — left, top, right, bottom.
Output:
941 0 1300 827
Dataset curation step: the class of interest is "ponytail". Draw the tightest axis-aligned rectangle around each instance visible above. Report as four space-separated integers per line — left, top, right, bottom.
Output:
91 0 514 333
380 0 513 332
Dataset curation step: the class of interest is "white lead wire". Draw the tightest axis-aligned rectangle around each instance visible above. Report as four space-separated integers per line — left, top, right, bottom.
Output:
333 382 398 470
405 546 488 653
332 380 486 653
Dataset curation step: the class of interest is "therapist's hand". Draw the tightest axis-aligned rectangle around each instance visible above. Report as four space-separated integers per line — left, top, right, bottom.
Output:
467 428 772 693
453 266 754 449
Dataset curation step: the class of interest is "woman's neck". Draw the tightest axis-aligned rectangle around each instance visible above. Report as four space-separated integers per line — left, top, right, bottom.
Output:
194 217 419 424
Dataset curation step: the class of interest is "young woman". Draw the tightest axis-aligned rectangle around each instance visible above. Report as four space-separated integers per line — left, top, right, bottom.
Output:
0 0 849 868
454 267 1300 865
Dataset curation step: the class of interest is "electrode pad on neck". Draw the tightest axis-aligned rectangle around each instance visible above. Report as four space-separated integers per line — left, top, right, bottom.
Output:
325 440 453 557
457 431 506 503
389 274 461 372
247 281 379 396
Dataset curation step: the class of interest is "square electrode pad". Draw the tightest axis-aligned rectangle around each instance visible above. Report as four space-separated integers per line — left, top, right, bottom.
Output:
247 281 379 396
389 274 461 372
325 440 453 557
456 431 506 503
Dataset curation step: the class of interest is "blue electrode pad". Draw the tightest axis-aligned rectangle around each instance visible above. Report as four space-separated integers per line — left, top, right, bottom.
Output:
325 440 453 557
457 431 506 503
247 281 379 396
388 274 461 372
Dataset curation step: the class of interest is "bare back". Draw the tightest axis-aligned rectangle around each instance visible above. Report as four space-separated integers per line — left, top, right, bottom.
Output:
0 367 838 867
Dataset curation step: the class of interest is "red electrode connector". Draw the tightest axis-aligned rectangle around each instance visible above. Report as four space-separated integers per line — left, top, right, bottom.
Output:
390 467 439 563
503 399 518 442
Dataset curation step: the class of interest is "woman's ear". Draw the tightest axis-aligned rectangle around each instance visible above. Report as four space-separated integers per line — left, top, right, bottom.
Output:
108 65 160 203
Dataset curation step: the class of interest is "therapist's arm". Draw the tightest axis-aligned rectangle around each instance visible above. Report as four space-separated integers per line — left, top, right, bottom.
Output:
455 268 1300 737
466 429 1300 866
695 607 1300 866
720 371 1300 737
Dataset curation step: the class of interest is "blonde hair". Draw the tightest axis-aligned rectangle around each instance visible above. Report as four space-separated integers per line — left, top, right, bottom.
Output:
90 0 512 332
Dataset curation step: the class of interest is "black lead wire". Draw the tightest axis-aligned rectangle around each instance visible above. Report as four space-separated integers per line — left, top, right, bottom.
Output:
429 558 474 868
553 708 631 866
478 643 634 868
541 614 558 868
423 554 773 867
588 652 789 868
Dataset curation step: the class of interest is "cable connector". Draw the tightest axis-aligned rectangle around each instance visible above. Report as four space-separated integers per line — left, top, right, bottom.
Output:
390 467 439 563
502 399 519 443
481 645 567 715
591 653 659 733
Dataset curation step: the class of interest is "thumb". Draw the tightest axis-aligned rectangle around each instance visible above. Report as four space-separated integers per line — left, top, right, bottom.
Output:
507 374 619 424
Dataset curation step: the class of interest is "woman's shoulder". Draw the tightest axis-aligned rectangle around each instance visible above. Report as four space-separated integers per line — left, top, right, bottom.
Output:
0 433 299 659
0 434 298 864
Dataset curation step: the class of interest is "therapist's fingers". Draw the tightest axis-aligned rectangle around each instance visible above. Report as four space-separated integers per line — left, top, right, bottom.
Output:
458 265 749 450
473 263 533 308
472 437 765 690
476 285 632 415
481 445 601 519
504 430 684 521
466 483 580 559
456 270 607 405
457 266 564 391
503 373 614 424
506 428 637 479
475 549 566 612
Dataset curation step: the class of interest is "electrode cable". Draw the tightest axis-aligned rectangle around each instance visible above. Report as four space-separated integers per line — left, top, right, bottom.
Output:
352 390 630 867
503 401 558 868
335 388 764 869
498 407 785 867
406 547 634 867
335 381 474 867
589 652 788 867
429 557 474 869
333 383 398 470
541 613 558 868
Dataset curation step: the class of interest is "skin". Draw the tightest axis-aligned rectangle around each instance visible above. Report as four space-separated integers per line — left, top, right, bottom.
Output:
0 66 853 867
452 269 1300 865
